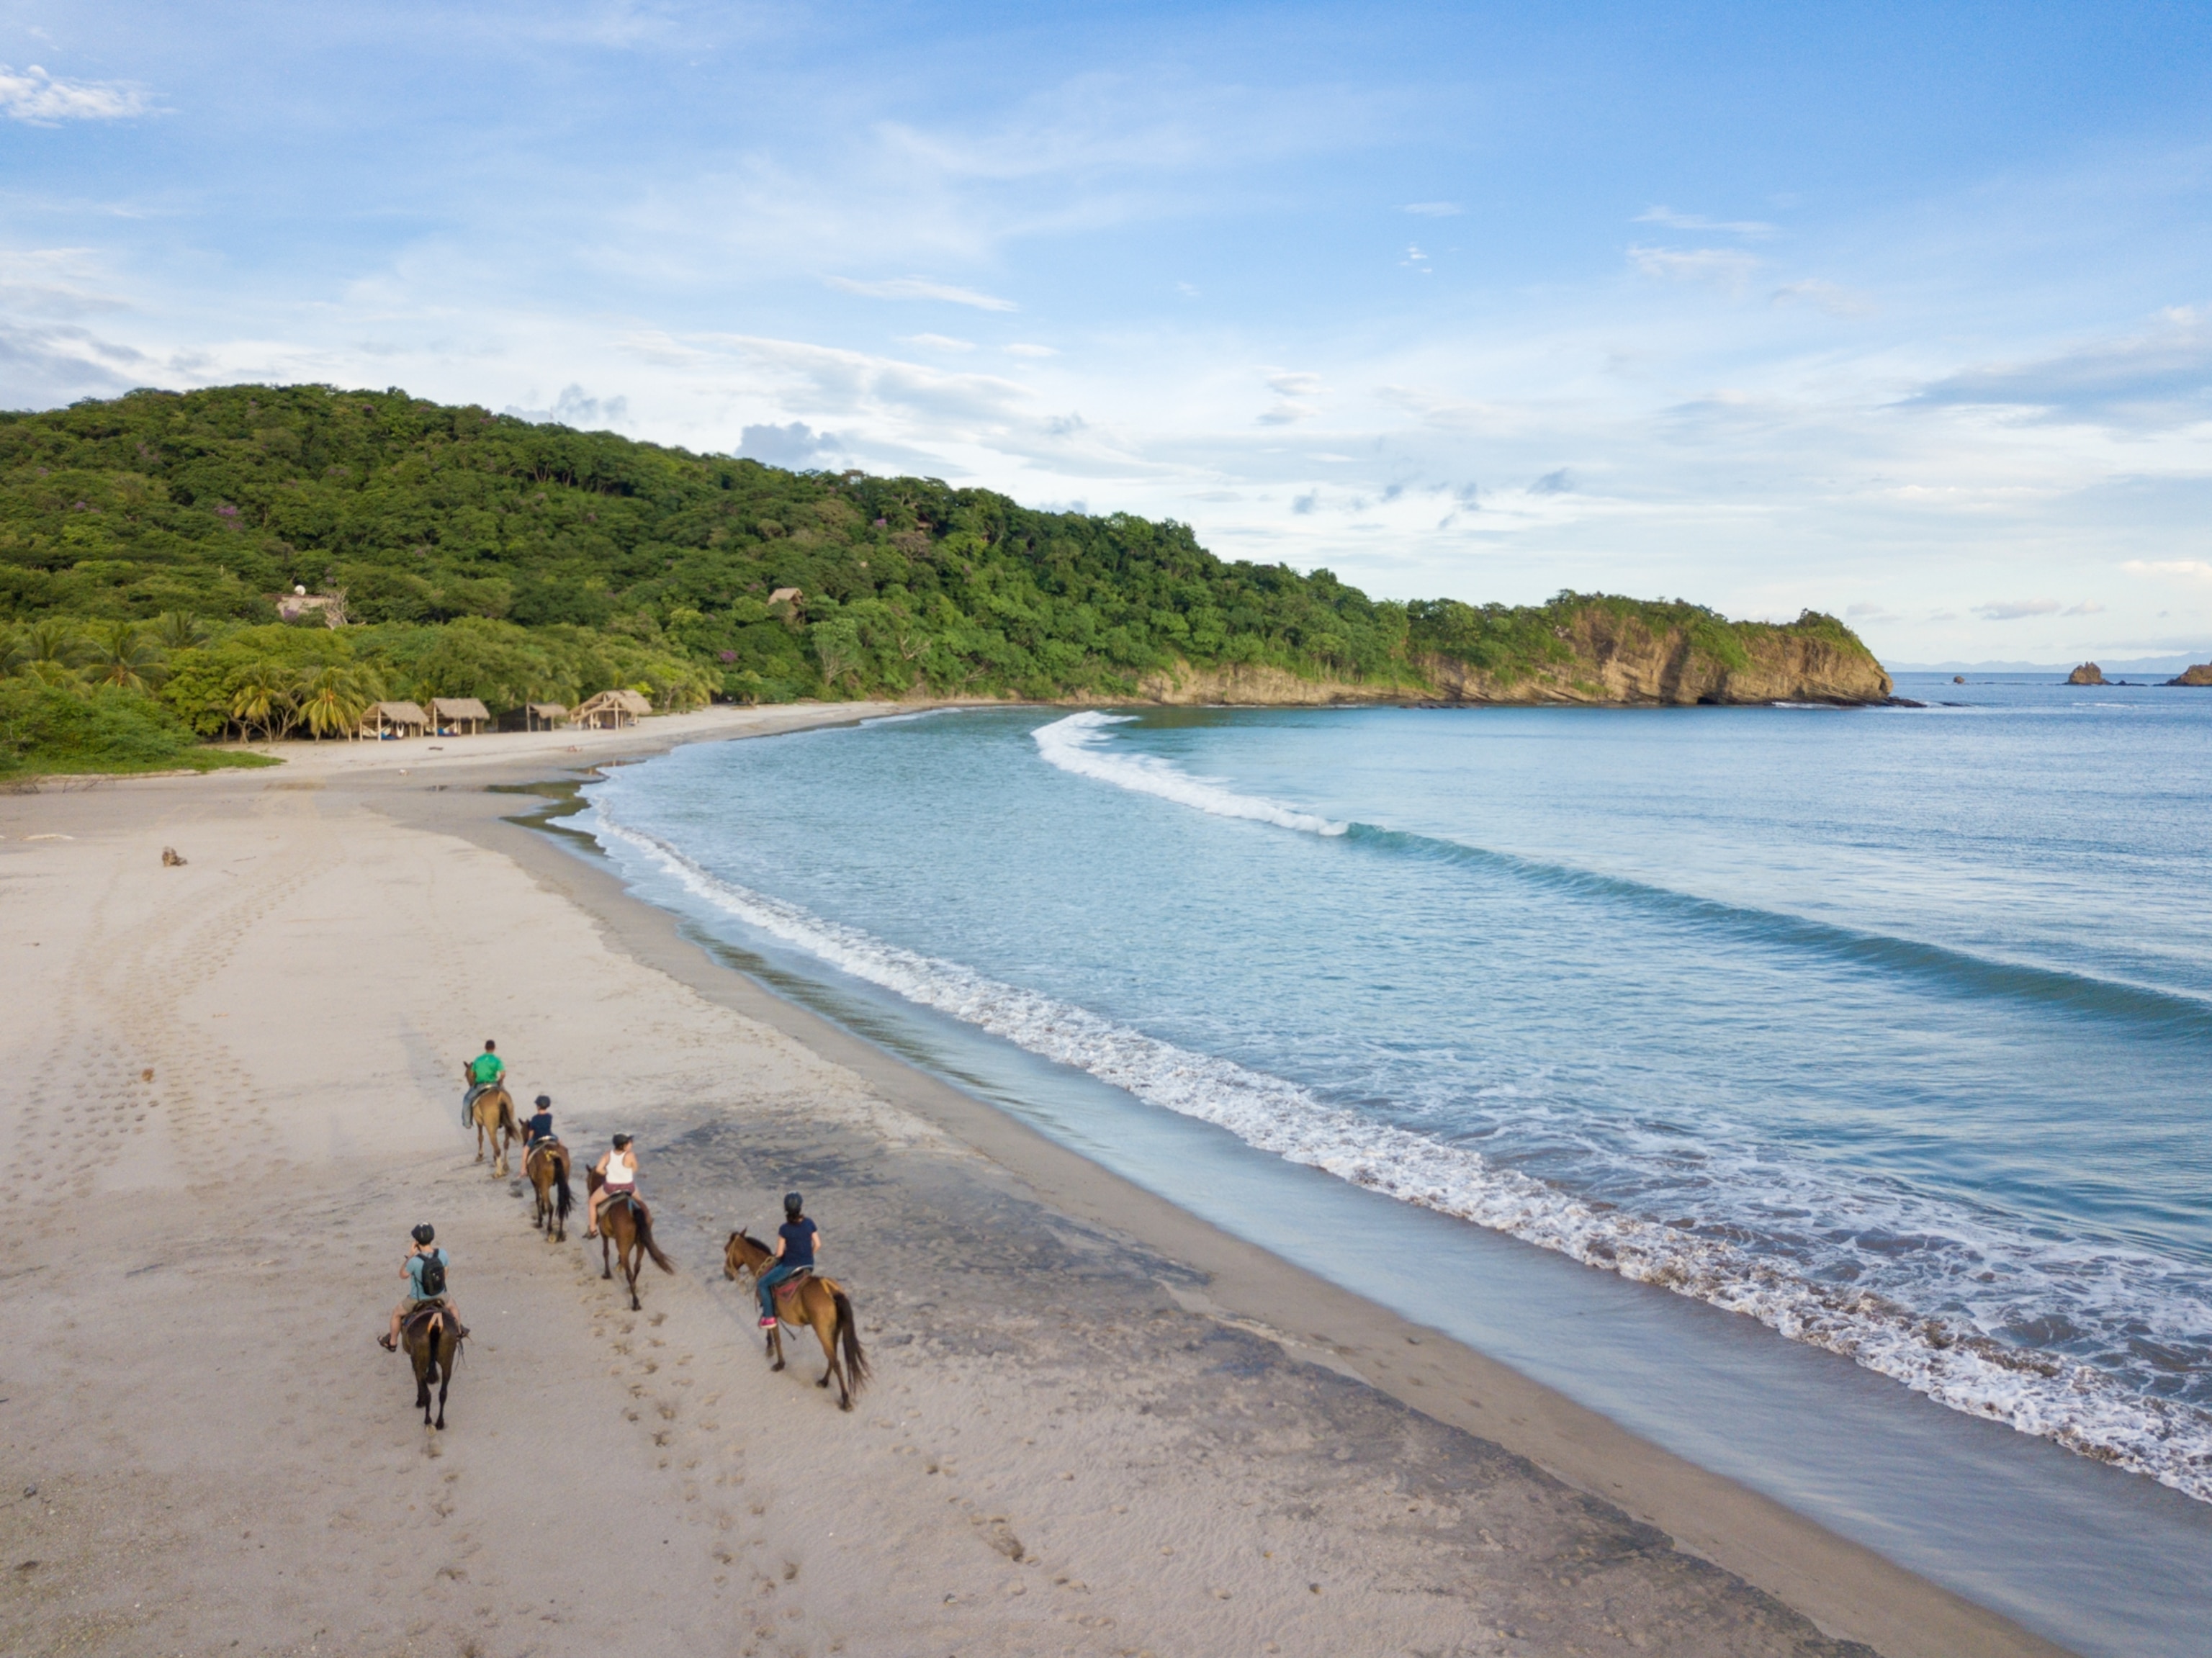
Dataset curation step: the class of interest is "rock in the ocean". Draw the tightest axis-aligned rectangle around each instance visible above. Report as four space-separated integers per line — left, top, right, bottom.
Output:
2164 662 2212 687
2067 662 2107 685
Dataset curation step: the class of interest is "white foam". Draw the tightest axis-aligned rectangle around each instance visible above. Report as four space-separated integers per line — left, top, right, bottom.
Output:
588 796 2212 1505
1030 712 1348 836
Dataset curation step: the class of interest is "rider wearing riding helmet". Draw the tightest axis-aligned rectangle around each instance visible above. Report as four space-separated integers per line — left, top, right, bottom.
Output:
381 1223 469 1350
523 1094 558 1150
756 1192 820 1328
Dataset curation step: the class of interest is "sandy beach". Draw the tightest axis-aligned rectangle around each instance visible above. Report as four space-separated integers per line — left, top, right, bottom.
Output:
0 708 2072 1658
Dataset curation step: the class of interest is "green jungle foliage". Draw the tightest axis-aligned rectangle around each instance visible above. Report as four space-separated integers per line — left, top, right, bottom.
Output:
0 383 1881 769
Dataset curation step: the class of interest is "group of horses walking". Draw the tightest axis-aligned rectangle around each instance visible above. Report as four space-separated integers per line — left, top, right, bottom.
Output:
408 1081 869 1428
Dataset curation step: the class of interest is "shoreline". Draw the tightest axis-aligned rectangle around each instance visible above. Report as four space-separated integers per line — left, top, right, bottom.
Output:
0 704 2069 1657
387 713 2063 1657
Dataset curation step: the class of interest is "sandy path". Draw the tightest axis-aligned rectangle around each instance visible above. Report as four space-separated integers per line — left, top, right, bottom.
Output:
0 721 2071 1658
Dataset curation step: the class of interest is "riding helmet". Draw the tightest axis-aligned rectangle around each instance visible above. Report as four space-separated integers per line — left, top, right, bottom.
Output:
412 1223 436 1245
783 1192 804 1217
535 1094 552 1108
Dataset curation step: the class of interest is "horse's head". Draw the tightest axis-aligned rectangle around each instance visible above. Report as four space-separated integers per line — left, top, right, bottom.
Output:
723 1230 768 1279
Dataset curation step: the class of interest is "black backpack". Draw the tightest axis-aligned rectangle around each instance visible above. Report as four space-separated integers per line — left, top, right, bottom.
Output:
416 1251 446 1298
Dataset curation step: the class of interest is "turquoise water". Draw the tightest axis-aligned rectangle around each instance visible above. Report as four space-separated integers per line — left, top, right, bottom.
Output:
576 677 2212 1644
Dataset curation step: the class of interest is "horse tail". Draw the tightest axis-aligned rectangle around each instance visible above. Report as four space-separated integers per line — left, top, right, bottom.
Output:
833 1289 870 1398
554 1153 572 1220
635 1203 675 1274
497 1092 520 1139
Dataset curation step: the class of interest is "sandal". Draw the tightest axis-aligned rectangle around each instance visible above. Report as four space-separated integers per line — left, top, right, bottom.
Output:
377 1334 397 1351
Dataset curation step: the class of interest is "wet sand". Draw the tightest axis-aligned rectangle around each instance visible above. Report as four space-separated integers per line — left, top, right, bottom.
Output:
0 711 2070 1657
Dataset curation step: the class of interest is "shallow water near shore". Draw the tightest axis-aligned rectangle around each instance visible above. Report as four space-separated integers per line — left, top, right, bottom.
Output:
572 675 2212 1655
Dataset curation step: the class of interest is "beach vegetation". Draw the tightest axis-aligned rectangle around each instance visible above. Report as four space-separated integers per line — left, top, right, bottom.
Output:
0 384 1889 762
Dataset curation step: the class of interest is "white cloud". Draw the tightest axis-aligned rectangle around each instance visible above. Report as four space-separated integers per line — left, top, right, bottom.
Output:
1005 342 1057 357
502 384 629 429
0 63 148 124
1970 598 2108 621
1403 202 1462 217
2123 559 2212 581
1628 245 1761 291
1907 307 2212 429
824 275 1017 311
1771 279 1873 318
1266 371 1322 397
1634 206 1775 238
904 333 976 351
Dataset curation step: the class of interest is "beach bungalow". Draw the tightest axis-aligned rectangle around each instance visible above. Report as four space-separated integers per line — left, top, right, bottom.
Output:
574 688 652 729
525 702 569 731
360 700 429 740
428 696 493 736
767 586 804 620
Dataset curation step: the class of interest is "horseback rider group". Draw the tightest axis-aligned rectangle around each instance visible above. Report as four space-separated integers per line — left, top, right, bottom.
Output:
386 1040 851 1404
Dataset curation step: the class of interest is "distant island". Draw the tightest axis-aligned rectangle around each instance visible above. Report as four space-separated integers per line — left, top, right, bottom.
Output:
1 384 1892 775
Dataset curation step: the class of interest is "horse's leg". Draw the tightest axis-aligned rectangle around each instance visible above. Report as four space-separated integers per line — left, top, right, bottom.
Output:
626 1243 642 1312
600 1227 613 1280
435 1332 451 1430
813 1307 840 1395
474 1114 485 1163
769 1317 785 1372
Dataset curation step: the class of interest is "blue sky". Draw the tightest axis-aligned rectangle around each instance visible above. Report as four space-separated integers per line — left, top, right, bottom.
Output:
4 1 2211 664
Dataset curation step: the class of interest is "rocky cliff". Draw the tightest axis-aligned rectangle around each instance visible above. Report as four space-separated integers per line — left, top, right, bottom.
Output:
2165 662 2212 686
1415 603 1892 706
1106 600 1893 707
2067 663 2108 685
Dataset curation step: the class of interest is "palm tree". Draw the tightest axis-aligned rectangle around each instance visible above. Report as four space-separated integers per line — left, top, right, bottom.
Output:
24 618 81 667
151 611 209 652
294 664 381 740
0 628 29 678
84 621 168 691
228 664 297 743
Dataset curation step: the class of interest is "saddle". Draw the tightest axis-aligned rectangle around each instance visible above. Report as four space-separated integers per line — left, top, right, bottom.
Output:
402 1301 449 1341
772 1268 816 1303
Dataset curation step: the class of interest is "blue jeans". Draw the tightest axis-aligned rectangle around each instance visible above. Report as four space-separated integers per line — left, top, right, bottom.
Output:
757 1261 807 1320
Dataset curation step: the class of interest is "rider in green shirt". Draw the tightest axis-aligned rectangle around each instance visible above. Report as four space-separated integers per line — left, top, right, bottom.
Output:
462 1039 504 1122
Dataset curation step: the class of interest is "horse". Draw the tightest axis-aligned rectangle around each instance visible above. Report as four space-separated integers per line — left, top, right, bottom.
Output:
526 1139 572 1240
401 1302 462 1429
723 1230 869 1410
467 1084 518 1176
586 1168 673 1310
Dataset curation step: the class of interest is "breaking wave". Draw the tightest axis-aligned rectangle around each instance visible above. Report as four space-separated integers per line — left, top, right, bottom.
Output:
1031 712 1348 836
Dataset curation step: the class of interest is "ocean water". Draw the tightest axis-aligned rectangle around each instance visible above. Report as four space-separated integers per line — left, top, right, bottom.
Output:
574 677 2212 1640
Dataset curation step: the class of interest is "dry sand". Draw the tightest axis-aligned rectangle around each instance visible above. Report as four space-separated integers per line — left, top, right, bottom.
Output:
0 711 2073 1658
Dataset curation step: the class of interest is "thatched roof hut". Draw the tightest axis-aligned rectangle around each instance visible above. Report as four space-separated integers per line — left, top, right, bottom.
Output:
361 700 428 739
525 702 569 731
575 688 652 729
428 696 493 734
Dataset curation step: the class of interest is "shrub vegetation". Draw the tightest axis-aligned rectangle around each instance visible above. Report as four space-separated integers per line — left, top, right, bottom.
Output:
0 382 1880 770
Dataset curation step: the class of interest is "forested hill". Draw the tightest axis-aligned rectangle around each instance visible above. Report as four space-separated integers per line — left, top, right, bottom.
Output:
0 383 1889 731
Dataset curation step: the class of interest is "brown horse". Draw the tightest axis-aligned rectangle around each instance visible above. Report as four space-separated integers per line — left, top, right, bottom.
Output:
468 1085 518 1176
723 1231 869 1410
586 1168 673 1310
526 1140 572 1240
401 1302 461 1428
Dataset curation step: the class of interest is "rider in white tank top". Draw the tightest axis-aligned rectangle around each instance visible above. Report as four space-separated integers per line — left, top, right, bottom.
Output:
588 1133 641 1238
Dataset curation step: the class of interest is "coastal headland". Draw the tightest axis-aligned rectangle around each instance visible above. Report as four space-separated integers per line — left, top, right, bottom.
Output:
1 705 2064 1657
2 385 1894 794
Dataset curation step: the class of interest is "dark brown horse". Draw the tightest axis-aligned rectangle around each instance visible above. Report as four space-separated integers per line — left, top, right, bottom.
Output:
586 1168 673 1310
526 1140 572 1240
401 1302 461 1428
723 1231 869 1410
468 1084 518 1176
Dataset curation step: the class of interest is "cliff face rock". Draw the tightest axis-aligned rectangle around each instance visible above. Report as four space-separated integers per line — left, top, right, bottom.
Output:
1418 607 1892 706
2165 662 2212 686
1084 598 1893 707
1120 663 1399 706
2067 663 2108 685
